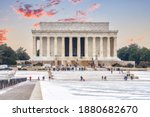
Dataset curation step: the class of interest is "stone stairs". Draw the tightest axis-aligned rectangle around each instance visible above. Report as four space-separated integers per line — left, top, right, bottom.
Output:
52 71 126 81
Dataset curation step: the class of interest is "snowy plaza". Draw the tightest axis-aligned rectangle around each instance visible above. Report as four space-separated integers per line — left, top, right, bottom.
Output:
0 70 150 100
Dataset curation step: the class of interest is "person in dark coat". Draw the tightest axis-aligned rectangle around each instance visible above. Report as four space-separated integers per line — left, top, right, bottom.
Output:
104 76 107 81
80 76 83 81
29 76 32 81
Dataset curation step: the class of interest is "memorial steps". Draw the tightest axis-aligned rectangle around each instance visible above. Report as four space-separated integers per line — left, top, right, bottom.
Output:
3 70 149 81
52 71 126 81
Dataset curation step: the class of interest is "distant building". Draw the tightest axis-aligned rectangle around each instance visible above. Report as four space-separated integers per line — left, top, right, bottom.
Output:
32 22 120 66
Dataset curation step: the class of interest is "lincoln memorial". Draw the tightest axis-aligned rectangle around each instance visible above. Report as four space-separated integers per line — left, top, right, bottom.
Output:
32 22 120 66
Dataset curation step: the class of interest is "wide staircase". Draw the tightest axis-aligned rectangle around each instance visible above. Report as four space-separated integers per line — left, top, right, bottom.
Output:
52 71 126 81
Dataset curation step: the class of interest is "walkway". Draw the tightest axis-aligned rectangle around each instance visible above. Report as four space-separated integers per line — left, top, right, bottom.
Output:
0 81 36 100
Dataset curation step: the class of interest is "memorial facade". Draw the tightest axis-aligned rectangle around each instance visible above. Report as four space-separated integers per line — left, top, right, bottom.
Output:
32 22 120 65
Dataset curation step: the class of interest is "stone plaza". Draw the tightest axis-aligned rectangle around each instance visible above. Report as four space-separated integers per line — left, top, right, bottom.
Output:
32 22 120 66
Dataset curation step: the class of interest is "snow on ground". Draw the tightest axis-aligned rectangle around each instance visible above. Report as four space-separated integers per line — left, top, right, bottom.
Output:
14 71 49 80
40 81 85 100
0 70 16 79
1 71 150 100
40 71 150 100
52 71 126 81
131 71 150 80
40 80 150 100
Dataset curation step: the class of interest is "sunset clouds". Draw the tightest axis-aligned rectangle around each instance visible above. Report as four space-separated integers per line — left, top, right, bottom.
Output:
87 3 101 13
12 1 101 27
0 29 8 44
13 0 100 21
58 3 101 22
127 36 145 44
13 0 59 19
33 23 40 29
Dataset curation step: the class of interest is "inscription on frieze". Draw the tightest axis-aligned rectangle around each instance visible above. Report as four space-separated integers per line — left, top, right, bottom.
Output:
39 22 109 31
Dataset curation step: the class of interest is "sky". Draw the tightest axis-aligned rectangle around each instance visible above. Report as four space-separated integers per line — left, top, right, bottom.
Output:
0 0 150 56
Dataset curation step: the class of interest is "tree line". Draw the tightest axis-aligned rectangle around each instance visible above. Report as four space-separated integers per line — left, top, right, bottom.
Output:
0 44 30 65
118 44 150 67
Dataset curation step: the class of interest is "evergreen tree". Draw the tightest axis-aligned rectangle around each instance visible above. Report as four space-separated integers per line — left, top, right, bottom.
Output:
16 47 30 60
0 44 17 65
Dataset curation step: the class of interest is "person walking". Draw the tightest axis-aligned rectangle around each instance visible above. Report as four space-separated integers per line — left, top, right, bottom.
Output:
104 76 107 81
80 76 83 81
29 76 32 81
42 76 45 80
101 76 104 80
111 68 113 74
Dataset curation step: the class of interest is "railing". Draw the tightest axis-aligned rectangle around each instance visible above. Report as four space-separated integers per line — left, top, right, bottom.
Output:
0 78 27 89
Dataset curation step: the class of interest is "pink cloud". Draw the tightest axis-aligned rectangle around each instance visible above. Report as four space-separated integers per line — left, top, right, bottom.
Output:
15 7 45 19
0 29 8 44
58 10 88 22
127 36 145 44
46 10 57 16
13 1 101 22
33 23 40 29
58 3 101 22
13 0 58 19
87 3 101 13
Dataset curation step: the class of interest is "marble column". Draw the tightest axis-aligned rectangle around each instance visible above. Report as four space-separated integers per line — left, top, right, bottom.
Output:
33 36 36 57
85 37 88 58
107 37 110 57
47 37 50 57
100 37 103 58
77 37 80 58
54 37 57 57
61 37 65 58
61 37 65 65
40 36 43 57
69 37 72 57
93 37 96 58
114 37 117 57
